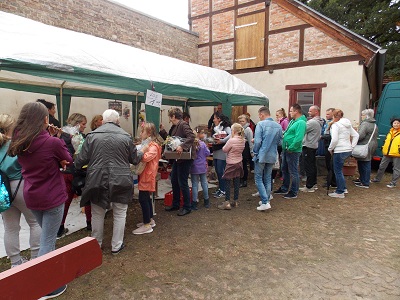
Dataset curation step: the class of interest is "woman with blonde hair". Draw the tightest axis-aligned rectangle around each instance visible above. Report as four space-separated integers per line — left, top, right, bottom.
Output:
132 122 162 234
0 113 41 268
218 123 245 210
276 108 289 131
90 114 103 131
238 114 253 188
327 109 359 198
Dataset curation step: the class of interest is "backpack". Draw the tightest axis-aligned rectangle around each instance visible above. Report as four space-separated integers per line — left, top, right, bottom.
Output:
316 119 327 156
0 153 22 213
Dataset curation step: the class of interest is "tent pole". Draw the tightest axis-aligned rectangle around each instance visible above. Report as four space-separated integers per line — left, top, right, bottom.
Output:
134 93 139 137
59 81 66 125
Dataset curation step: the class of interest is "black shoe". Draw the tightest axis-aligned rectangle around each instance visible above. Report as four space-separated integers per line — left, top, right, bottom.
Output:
352 178 361 184
86 221 92 231
240 180 247 188
283 191 297 199
204 198 210 208
41 285 67 299
56 226 69 239
191 201 198 210
111 243 125 255
177 208 191 216
165 206 179 211
274 188 287 194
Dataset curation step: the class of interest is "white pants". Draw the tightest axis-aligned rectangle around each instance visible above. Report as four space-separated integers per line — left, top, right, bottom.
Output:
1 180 41 265
91 202 127 252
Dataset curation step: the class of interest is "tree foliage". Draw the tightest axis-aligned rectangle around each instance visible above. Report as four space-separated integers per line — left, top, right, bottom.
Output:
299 0 400 79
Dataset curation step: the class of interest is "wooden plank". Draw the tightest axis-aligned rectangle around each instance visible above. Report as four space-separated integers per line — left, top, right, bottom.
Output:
235 12 265 69
0 237 102 299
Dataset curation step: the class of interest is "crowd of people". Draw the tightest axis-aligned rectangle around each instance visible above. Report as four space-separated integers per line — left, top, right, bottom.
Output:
0 99 399 298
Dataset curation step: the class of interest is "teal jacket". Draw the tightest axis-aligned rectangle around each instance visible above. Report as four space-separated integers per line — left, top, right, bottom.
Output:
282 115 307 153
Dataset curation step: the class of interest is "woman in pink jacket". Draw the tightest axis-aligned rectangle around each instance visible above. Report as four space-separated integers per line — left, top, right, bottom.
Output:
218 123 245 210
133 123 162 235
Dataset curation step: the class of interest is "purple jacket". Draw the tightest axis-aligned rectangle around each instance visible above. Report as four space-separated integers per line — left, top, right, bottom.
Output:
17 130 73 210
190 141 210 174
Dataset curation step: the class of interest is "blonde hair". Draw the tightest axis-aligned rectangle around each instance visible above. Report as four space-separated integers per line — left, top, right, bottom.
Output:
328 109 344 129
67 113 87 127
238 114 249 123
0 114 15 147
231 123 244 139
90 114 103 131
141 122 161 144
276 108 287 118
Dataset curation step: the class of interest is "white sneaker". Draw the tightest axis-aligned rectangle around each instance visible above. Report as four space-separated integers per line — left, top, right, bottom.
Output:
257 203 271 211
252 191 260 197
269 194 273 200
137 219 156 228
132 225 153 235
299 186 316 192
344 189 348 194
328 192 345 198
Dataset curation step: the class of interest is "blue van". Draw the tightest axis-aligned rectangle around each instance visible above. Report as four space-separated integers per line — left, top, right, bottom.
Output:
374 81 400 160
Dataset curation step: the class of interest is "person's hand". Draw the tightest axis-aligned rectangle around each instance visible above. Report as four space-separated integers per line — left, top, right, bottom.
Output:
329 150 333 155
48 124 61 137
251 138 254 143
176 145 183 154
60 160 70 170
215 138 221 144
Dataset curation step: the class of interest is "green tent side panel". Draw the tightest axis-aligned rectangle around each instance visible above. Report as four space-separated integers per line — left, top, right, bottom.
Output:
145 104 160 133
56 94 71 126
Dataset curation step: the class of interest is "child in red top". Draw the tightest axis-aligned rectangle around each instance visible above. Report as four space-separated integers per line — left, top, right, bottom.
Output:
218 123 245 210
133 122 162 235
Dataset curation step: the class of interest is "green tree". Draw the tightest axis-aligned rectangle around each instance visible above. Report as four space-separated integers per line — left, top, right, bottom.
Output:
299 0 400 79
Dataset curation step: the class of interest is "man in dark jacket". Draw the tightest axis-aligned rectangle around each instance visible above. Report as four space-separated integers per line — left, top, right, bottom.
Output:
165 108 195 216
75 109 140 255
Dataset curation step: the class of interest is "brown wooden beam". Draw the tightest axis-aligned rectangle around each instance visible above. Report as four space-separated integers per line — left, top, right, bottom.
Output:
273 0 374 62
285 83 327 90
269 23 312 35
198 38 235 48
228 54 364 74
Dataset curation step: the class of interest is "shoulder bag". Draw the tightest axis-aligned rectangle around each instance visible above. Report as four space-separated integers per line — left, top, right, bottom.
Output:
352 125 376 159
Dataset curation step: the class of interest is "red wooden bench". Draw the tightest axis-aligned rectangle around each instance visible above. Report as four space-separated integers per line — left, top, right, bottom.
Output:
0 237 102 299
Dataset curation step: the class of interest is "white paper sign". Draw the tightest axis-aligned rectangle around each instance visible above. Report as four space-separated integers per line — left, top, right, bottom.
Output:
145 90 162 108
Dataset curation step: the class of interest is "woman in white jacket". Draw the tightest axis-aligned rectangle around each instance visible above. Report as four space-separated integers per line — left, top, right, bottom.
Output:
327 109 359 198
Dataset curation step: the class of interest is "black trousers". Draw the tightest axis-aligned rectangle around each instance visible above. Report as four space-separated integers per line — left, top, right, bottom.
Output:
225 177 240 201
139 191 153 224
302 146 317 188
324 148 336 186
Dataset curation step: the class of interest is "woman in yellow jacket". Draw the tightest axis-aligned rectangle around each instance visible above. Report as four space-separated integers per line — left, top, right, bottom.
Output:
372 117 400 188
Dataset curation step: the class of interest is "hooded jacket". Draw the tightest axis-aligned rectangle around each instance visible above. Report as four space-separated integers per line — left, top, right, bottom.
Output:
75 122 139 209
382 128 400 157
282 115 307 153
356 118 378 161
138 141 162 192
328 118 359 153
17 130 72 210
303 116 325 149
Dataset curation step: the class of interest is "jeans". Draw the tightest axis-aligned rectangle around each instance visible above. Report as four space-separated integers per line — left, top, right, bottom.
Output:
333 151 351 194
171 160 193 210
357 160 371 186
254 162 273 204
31 203 64 257
139 191 153 224
225 177 240 201
191 173 209 202
214 159 227 192
281 151 301 194
302 147 317 188
2 180 41 265
375 156 400 184
91 202 127 251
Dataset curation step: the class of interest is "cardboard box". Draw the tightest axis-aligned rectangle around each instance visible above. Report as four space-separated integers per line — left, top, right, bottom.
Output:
163 148 192 160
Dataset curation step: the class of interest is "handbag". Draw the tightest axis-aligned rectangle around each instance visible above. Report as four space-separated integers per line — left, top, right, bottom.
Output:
272 152 280 170
133 161 147 175
0 153 23 213
352 125 376 159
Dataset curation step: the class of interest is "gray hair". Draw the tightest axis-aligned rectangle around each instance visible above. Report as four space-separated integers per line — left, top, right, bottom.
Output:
102 109 120 124
361 109 374 119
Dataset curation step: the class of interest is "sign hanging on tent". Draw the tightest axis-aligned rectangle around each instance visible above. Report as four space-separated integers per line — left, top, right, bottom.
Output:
145 90 162 108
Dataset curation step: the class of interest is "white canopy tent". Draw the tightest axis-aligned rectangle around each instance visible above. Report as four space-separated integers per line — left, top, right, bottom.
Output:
0 11 268 125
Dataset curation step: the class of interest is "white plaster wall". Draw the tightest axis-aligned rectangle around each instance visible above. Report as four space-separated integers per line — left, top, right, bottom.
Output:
235 61 367 126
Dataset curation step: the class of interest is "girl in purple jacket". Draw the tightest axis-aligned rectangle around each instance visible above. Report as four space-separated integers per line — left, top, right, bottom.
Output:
8 102 72 298
190 129 210 209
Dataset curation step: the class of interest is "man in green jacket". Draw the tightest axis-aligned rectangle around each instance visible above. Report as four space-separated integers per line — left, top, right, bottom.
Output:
274 103 307 198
